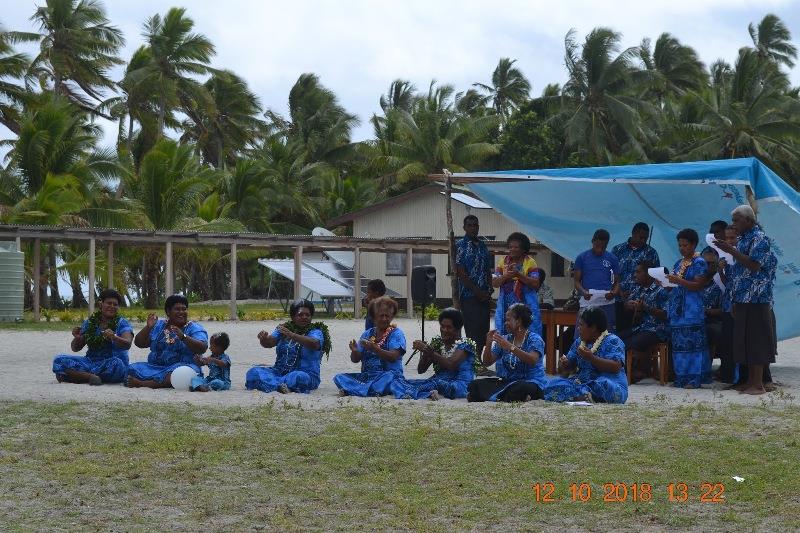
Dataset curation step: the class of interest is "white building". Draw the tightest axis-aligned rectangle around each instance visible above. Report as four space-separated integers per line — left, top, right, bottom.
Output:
327 184 574 302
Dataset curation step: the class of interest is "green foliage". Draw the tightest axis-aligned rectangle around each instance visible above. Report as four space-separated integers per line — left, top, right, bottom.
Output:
497 105 559 169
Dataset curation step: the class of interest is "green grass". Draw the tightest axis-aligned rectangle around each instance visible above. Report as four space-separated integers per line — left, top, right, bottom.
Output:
0 400 797 531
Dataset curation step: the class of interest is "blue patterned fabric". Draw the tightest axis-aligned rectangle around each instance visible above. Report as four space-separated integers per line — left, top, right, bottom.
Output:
333 327 406 397
52 317 133 383
542 334 628 404
246 328 324 393
390 338 475 399
128 320 208 383
629 282 669 340
191 353 232 391
720 264 733 313
493 262 542 336
668 257 710 387
702 282 722 311
486 330 546 401
730 227 777 304
611 240 660 300
455 235 492 300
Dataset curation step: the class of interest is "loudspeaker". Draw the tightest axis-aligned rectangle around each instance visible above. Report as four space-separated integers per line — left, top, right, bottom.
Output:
411 265 436 303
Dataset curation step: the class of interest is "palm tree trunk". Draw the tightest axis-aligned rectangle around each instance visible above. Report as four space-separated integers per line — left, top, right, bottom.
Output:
444 171 459 308
69 271 88 308
144 249 159 309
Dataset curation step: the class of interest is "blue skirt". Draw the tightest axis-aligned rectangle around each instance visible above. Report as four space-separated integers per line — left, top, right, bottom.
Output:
333 371 397 397
190 376 231 391
52 355 127 383
245 366 318 394
389 377 470 400
671 324 708 388
128 362 201 384
543 376 628 404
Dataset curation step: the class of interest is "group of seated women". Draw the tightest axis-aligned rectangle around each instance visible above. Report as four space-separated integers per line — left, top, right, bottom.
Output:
52 290 628 404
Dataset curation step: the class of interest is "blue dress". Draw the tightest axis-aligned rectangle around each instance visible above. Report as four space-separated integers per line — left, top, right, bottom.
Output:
245 328 324 393
191 353 232 391
389 338 475 399
333 327 406 397
128 320 208 383
487 330 547 401
493 257 542 336
668 256 710 388
52 317 133 383
543 334 628 404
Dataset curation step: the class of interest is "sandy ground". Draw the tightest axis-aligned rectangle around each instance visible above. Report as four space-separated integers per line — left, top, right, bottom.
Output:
1 318 798 409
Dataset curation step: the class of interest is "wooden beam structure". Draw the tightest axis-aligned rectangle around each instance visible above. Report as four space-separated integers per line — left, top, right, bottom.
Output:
88 238 95 314
406 248 413 318
230 243 237 320
33 238 40 322
353 247 361 319
107 242 114 289
165 240 174 296
293 245 303 300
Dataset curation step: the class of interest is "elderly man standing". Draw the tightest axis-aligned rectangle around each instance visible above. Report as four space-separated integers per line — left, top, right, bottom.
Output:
455 215 493 374
714 205 777 395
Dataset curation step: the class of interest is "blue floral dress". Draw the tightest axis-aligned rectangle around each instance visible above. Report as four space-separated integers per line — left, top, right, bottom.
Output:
245 328 324 393
488 330 547 401
668 256 710 387
389 338 475 399
493 256 542 336
333 326 406 397
543 334 628 404
52 317 133 383
128 320 208 383
191 353 232 391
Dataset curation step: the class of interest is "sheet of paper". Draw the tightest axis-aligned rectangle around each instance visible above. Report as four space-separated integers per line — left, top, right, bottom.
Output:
705 233 734 264
713 272 725 293
648 266 677 288
565 401 594 407
579 288 613 308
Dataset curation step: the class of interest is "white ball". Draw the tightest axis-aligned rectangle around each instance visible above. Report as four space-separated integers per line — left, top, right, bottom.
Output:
170 365 197 391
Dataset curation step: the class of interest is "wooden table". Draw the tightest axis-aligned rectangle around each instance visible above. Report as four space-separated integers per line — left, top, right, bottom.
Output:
540 308 578 374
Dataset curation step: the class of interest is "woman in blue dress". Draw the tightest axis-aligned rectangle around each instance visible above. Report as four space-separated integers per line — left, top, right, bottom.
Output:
127 294 208 388
334 296 405 397
467 303 546 402
665 228 710 388
492 232 542 336
544 306 628 403
245 299 330 394
390 308 475 400
52 289 133 385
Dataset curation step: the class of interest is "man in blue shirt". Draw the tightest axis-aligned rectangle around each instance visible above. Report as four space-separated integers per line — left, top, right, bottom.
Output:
455 215 493 369
611 222 660 333
574 229 621 335
714 205 777 395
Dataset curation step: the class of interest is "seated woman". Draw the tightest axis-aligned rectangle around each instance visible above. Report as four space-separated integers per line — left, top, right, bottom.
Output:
543 307 628 404
127 294 208 388
245 299 331 394
390 308 475 400
493 232 542 336
52 289 133 385
467 303 546 402
334 296 405 397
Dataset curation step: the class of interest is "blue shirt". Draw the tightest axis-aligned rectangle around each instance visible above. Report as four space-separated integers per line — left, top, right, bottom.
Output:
729 226 777 304
80 316 134 365
629 282 668 339
574 249 620 292
491 330 546 385
206 353 231 384
721 264 733 313
611 240 660 299
702 282 722 310
147 320 208 367
455 235 492 299
357 327 406 376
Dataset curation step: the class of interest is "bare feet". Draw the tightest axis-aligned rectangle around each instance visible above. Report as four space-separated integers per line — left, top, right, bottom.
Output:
194 385 210 392
683 384 697 390
733 382 749 391
278 383 290 394
126 376 143 388
764 382 777 392
337 389 348 397
56 374 65 383
742 387 767 395
88 375 102 386
429 390 440 401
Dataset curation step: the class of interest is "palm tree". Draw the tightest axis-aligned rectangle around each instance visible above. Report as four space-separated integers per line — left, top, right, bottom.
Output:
639 33 706 105
25 0 124 113
748 13 797 68
0 28 33 134
137 7 215 136
558 27 649 164
473 58 531 123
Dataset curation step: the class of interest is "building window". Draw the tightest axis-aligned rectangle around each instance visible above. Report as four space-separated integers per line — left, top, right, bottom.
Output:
550 252 566 277
386 251 433 276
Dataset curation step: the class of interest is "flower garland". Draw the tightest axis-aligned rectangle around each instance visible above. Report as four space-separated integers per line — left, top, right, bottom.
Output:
368 324 397 349
164 321 193 345
579 330 610 354
675 252 701 279
83 311 119 350
282 320 332 358
427 336 477 373
504 329 528 370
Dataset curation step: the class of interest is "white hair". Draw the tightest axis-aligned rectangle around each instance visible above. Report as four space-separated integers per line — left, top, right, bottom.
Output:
731 204 756 221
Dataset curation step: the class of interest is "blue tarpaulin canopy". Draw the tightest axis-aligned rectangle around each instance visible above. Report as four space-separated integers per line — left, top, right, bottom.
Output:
459 158 800 340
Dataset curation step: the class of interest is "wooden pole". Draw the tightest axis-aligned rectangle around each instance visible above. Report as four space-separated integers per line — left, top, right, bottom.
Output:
15 237 21 252
88 238 96 314
353 247 361 318
293 245 303 300
165 240 173 296
107 242 114 289
444 169 459 309
229 242 238 320
33 238 40 321
406 248 413 318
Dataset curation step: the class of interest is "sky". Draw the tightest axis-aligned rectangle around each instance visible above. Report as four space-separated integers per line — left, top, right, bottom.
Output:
2 0 800 146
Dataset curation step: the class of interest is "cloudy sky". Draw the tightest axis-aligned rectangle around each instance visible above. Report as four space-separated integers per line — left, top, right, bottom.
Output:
3 0 800 143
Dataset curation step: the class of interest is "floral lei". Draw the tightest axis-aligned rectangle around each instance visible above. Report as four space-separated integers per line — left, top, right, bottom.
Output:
427 336 477 373
675 252 700 279
164 321 193 345
282 320 332 359
579 330 610 354
369 324 397 349
84 311 119 350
